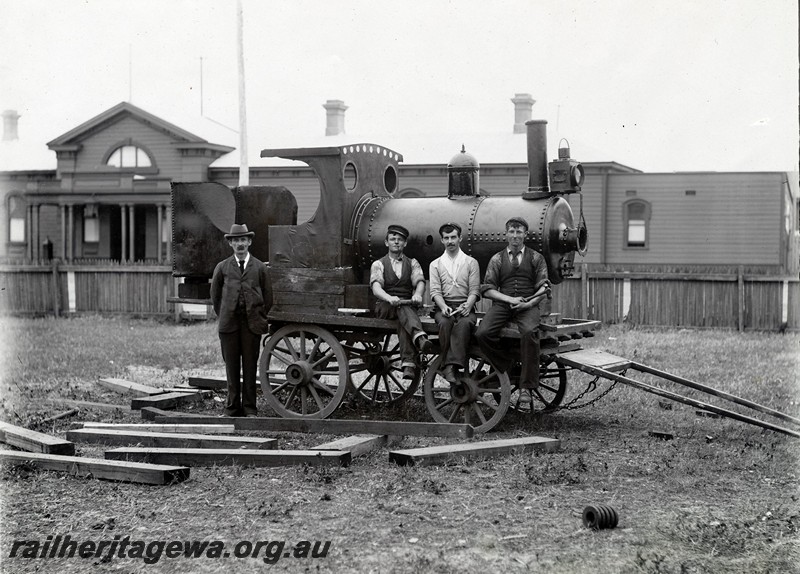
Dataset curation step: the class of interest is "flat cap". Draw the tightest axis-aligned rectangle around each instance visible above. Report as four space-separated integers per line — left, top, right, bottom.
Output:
387 224 410 240
505 216 529 231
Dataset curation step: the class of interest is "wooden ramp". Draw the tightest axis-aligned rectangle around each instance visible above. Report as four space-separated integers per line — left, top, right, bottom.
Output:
555 349 631 372
389 436 561 466
0 450 189 485
556 350 800 438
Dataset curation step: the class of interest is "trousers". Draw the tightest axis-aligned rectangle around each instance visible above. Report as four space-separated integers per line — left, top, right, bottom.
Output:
375 302 425 368
474 302 541 387
219 318 262 416
433 308 477 369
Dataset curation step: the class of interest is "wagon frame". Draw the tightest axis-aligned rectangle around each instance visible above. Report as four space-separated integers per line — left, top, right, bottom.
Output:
260 307 600 432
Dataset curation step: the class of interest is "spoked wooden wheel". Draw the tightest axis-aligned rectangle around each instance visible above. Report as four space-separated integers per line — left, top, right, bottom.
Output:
259 324 348 419
508 357 568 414
423 352 510 433
343 334 420 404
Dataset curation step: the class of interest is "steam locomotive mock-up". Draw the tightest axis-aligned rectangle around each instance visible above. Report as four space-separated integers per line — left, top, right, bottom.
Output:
171 119 600 432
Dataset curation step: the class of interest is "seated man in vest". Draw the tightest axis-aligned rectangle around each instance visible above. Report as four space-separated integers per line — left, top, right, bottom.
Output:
429 222 480 384
370 224 433 380
475 216 550 388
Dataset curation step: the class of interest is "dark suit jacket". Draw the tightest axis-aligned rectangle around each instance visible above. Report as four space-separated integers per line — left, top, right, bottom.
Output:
210 255 271 334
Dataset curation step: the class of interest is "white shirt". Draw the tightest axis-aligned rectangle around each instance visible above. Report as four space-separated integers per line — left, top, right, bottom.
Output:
236 252 251 269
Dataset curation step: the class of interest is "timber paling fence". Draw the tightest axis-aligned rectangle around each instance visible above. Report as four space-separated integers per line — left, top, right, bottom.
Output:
0 262 797 331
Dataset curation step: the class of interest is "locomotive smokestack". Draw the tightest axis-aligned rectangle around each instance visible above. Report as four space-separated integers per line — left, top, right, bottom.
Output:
526 119 548 194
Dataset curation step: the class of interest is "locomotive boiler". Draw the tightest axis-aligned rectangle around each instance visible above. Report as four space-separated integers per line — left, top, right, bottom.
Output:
352 121 587 287
256 119 587 315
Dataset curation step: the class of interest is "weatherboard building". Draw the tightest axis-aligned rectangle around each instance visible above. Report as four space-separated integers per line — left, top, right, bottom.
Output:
1 97 797 277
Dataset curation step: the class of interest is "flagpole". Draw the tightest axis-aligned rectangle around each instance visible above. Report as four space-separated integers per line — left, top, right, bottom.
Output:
237 0 249 187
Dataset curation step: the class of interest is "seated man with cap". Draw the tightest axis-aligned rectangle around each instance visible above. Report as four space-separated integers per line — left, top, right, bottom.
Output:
370 224 433 380
475 216 550 388
211 223 271 417
429 222 480 384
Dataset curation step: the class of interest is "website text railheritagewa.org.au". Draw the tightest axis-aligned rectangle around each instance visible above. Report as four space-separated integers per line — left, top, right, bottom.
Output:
7 535 331 565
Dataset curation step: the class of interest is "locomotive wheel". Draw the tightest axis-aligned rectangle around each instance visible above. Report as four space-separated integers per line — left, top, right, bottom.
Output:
423 352 510 433
508 357 568 414
259 324 348 419
343 334 420 404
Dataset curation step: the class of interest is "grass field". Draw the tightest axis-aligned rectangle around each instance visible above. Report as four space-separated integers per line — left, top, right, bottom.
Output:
0 315 798 573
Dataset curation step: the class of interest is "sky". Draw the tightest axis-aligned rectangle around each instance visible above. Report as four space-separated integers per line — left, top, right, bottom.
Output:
0 0 798 173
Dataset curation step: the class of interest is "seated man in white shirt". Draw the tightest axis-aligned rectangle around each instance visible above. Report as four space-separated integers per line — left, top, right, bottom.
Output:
370 224 433 380
429 222 480 384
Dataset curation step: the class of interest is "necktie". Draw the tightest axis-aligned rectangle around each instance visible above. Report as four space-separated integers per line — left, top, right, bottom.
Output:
511 251 519 269
238 259 245 273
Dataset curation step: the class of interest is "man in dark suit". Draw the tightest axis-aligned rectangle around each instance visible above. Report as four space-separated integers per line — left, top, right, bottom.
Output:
210 223 271 417
475 217 550 389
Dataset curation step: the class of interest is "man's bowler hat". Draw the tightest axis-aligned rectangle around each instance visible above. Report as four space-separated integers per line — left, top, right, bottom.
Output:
387 224 410 240
225 223 255 239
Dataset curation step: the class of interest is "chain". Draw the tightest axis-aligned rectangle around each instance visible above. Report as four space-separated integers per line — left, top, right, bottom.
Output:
552 368 623 411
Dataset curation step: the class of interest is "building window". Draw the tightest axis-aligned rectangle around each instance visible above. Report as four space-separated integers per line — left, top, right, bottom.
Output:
7 194 26 243
9 218 25 243
623 199 651 249
106 145 152 168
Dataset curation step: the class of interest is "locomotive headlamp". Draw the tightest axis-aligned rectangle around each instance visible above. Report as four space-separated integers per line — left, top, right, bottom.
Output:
548 139 584 194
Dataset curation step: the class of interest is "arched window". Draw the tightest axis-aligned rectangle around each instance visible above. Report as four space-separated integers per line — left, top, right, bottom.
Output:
106 145 152 168
7 194 27 243
623 199 651 249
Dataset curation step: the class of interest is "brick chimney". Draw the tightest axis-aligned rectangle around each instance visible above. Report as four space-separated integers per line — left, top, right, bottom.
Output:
3 109 20 141
511 94 535 134
323 100 348 136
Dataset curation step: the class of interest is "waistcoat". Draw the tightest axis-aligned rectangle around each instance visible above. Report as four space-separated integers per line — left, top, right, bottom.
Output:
498 251 537 299
381 255 413 298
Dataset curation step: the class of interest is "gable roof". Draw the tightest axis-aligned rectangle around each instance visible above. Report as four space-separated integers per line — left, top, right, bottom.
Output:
46 101 235 154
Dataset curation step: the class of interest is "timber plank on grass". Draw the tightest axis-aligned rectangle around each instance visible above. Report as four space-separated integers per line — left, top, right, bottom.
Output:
130 392 205 411
97 378 165 397
47 399 131 414
153 416 475 438
311 435 387 457
389 436 561 466
163 387 214 397
106 447 350 467
140 407 204 421
66 429 277 449
83 423 236 434
0 449 189 485
187 375 228 390
0 421 75 455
